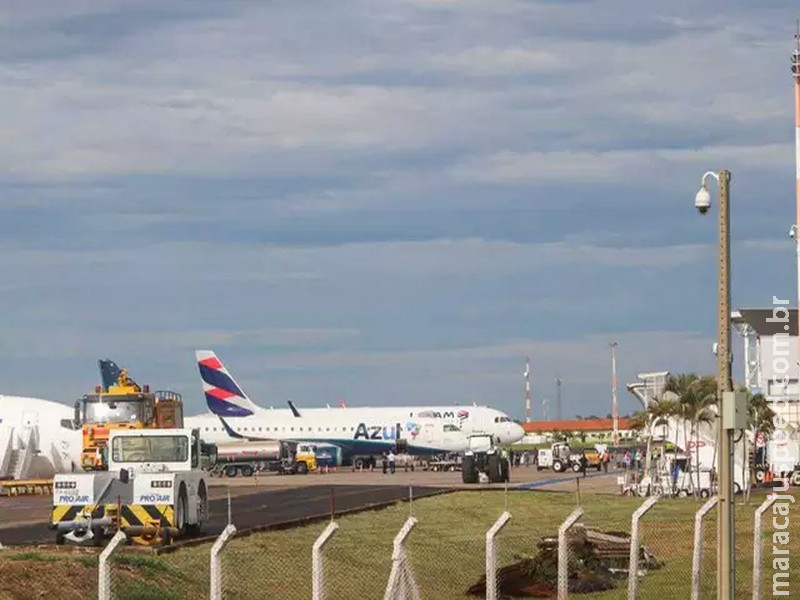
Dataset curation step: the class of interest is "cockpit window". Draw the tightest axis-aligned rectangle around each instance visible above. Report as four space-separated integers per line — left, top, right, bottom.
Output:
443 424 461 432
494 416 511 423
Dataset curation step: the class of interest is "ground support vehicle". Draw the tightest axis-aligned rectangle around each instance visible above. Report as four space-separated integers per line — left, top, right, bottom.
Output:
77 363 183 471
50 428 207 547
536 448 553 471
209 440 317 477
549 443 603 473
460 435 509 484
424 453 461 472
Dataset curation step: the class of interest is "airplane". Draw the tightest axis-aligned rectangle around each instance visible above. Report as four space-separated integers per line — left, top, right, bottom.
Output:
185 350 525 462
0 395 83 480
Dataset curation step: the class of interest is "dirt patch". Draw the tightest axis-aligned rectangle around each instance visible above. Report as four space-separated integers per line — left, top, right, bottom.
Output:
0 555 97 600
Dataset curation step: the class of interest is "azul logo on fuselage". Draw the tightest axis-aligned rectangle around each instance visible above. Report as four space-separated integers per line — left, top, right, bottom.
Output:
354 423 401 441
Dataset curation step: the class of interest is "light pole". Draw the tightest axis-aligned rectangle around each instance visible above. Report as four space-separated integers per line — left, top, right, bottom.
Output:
694 169 734 599
524 356 532 423
555 376 563 421
609 339 619 447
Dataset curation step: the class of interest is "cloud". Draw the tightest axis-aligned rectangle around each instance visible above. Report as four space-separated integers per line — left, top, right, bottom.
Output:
429 47 561 75
0 0 795 418
449 144 791 186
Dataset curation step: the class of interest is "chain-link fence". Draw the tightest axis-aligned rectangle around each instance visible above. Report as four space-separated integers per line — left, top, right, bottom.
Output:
1 487 797 599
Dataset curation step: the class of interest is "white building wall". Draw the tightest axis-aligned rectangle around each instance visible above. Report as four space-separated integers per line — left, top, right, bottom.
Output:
757 334 800 428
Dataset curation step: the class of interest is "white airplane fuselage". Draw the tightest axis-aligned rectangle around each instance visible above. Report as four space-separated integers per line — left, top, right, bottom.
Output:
186 404 524 458
0 395 83 479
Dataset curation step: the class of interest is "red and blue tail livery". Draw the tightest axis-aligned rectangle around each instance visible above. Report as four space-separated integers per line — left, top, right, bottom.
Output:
196 350 259 417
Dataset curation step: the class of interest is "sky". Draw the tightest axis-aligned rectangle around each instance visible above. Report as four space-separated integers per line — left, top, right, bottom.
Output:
0 0 798 419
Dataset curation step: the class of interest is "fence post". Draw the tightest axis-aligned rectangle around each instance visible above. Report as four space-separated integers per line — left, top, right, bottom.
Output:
312 521 339 600
486 511 511 600
627 496 658 600
557 507 584 600
210 524 237 600
98 530 127 600
383 516 420 600
691 496 718 600
752 494 777 600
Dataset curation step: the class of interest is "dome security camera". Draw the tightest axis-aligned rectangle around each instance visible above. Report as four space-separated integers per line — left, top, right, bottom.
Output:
695 186 711 214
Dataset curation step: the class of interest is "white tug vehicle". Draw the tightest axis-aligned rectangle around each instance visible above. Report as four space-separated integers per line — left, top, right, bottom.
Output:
50 427 208 546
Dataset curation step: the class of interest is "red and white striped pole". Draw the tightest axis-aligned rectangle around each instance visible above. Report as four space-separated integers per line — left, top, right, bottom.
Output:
793 21 800 427
610 340 619 447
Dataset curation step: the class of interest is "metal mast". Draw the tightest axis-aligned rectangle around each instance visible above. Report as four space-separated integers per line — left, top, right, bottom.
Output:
610 339 619 447
524 356 532 422
555 376 562 421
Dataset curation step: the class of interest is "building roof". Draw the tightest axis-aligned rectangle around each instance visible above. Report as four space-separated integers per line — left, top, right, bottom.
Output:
522 417 632 433
732 308 798 337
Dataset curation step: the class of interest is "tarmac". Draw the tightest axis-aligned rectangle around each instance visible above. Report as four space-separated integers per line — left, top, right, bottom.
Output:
0 466 622 546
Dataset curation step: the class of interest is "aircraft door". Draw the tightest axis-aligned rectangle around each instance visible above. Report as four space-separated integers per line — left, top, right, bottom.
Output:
423 423 434 443
21 410 41 452
470 410 484 435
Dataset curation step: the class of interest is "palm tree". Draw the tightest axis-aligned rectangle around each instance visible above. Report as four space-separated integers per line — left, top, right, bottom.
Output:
628 411 648 435
644 396 681 476
664 374 717 496
743 392 775 500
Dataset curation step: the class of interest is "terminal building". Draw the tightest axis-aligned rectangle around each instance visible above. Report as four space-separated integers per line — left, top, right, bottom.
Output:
623 310 800 430
519 418 636 446
732 307 800 429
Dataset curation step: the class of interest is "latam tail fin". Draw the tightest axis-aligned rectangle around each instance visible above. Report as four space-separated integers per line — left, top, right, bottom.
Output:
196 350 260 417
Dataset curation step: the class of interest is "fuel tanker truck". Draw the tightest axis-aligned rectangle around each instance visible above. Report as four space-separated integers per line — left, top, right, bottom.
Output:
209 440 317 476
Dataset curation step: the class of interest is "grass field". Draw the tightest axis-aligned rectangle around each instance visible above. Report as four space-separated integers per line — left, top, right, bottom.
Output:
0 489 796 599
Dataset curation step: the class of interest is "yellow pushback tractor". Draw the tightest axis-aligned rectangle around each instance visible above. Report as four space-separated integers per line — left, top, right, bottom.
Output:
51 427 208 546
77 360 183 471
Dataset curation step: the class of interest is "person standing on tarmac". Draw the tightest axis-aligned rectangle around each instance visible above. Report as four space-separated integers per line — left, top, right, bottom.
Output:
388 450 396 474
580 450 588 478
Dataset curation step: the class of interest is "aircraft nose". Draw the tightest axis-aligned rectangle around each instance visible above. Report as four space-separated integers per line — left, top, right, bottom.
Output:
510 423 524 442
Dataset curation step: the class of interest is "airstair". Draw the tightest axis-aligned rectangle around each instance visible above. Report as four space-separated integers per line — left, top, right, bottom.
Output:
0 426 36 480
